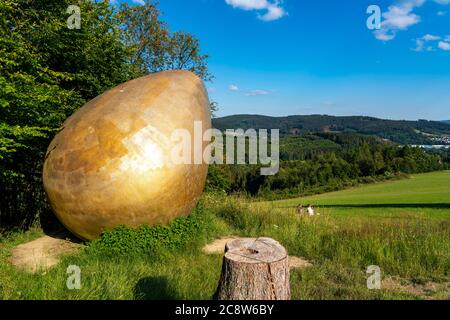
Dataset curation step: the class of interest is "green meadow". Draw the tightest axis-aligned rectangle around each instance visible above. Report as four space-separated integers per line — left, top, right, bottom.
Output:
0 171 449 300
267 170 450 218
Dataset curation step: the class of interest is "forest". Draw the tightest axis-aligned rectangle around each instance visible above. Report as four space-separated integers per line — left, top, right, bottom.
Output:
213 114 450 145
206 133 449 199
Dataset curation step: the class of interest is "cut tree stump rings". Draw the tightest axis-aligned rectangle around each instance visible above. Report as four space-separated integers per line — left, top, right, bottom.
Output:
214 237 291 300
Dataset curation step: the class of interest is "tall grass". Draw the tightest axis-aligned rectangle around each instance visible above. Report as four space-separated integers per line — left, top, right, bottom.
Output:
207 196 450 282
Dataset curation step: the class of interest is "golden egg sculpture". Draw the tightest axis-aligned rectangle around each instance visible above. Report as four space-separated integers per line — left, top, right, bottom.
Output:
43 70 211 240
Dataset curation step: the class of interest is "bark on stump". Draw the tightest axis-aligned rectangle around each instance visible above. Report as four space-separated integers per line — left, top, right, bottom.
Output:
214 237 291 300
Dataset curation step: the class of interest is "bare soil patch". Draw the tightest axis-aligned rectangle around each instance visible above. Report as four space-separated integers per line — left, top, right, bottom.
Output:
383 276 450 300
202 237 239 255
9 235 82 273
288 256 313 269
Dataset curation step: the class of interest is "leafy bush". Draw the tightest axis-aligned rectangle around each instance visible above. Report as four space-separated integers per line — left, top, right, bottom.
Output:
88 204 215 256
205 165 230 193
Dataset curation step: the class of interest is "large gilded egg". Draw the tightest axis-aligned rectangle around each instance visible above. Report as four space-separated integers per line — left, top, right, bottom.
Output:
43 70 211 240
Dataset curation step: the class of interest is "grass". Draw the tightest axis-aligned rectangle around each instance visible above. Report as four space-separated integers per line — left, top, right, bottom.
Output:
268 170 450 212
0 171 449 300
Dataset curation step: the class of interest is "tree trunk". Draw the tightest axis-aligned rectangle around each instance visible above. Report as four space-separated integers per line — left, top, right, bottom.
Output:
214 237 291 300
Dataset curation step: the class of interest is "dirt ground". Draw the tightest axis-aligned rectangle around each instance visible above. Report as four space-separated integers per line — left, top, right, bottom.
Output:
382 276 450 300
9 235 81 273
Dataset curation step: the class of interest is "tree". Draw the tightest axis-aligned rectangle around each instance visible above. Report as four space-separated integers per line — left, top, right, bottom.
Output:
210 101 219 118
118 1 212 81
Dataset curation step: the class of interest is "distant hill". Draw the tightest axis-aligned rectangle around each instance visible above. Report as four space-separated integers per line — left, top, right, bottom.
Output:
213 114 450 145
443 120 450 124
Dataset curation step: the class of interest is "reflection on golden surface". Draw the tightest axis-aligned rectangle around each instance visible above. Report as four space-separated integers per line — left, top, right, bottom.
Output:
43 71 211 240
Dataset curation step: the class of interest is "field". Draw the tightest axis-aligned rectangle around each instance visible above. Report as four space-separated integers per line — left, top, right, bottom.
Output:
0 171 449 300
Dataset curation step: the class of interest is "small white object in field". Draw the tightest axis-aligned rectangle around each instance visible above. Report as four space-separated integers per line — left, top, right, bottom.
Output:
307 206 315 216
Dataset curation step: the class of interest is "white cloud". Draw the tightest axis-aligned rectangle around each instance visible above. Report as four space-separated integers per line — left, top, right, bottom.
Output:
383 1 424 29
229 84 239 91
225 0 268 10
373 0 450 41
438 41 450 50
246 89 270 96
225 0 286 21
411 32 450 52
422 34 441 41
413 40 426 51
374 30 396 41
413 34 441 51
132 0 145 5
374 0 425 41
259 3 286 21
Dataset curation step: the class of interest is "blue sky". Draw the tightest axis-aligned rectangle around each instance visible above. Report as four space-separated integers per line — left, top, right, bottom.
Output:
125 0 450 120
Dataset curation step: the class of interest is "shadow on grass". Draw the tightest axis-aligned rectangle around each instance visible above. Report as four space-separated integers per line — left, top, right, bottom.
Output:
134 276 178 300
279 203 450 210
314 203 450 209
40 208 84 244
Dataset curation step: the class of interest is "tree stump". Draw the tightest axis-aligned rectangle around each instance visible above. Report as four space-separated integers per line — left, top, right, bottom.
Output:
214 237 291 300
